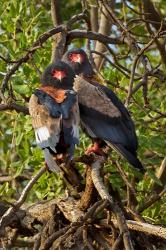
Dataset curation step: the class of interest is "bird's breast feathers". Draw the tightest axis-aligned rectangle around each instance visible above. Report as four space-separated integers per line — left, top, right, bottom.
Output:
29 87 79 150
39 86 67 103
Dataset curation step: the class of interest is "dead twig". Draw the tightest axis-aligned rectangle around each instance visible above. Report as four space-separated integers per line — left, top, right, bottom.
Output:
112 234 123 250
0 166 47 236
113 219 166 239
125 23 163 107
137 186 166 213
115 160 137 197
82 225 95 250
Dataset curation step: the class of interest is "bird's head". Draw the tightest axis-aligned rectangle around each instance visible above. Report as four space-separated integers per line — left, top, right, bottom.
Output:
63 48 94 77
41 61 75 89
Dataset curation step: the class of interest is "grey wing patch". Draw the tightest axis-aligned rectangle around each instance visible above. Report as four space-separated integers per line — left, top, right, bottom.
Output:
74 76 121 118
29 94 62 172
71 96 80 144
62 95 80 158
29 92 80 161
44 148 61 173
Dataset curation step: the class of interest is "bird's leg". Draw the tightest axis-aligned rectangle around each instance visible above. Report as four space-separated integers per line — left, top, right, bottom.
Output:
85 140 105 156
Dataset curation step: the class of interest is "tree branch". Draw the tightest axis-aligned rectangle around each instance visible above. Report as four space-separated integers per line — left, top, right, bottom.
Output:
0 166 47 236
91 156 134 250
100 219 166 239
0 103 29 115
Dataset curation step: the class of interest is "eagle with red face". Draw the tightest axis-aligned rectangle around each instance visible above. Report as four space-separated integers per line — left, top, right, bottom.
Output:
29 61 79 172
63 49 145 173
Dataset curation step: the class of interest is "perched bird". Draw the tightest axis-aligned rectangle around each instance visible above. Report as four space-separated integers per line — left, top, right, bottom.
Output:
29 61 80 173
63 49 145 173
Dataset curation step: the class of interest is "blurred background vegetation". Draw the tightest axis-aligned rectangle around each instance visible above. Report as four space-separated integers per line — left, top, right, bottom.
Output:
0 0 166 226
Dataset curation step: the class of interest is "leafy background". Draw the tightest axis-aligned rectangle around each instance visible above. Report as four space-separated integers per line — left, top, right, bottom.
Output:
0 0 166 226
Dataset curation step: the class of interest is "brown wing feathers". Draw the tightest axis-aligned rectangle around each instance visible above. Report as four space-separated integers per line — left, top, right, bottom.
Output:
29 87 79 172
73 75 145 173
74 75 121 118
29 94 61 132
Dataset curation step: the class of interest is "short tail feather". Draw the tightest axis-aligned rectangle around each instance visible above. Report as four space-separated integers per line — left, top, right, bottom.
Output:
106 141 145 173
44 148 61 173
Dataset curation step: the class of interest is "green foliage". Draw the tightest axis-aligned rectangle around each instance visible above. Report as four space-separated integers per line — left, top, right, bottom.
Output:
0 0 166 228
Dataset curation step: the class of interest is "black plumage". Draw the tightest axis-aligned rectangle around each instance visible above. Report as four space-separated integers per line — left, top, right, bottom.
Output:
41 60 75 90
29 61 79 172
34 89 77 119
63 48 94 77
63 49 145 173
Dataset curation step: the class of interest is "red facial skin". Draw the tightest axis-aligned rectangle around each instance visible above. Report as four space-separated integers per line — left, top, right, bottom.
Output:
52 70 67 81
69 53 84 64
69 54 104 155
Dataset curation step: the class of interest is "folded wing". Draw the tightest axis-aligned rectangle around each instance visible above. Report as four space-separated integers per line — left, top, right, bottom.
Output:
29 89 79 172
74 76 144 172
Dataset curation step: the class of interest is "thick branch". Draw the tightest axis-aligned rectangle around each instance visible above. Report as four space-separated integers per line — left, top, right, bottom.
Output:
90 4 99 33
94 1 115 69
51 0 61 26
51 0 65 62
68 29 123 44
91 157 134 250
0 103 29 115
100 219 166 239
1 13 90 94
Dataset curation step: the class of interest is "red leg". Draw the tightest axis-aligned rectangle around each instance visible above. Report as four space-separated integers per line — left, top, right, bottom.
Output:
85 141 104 155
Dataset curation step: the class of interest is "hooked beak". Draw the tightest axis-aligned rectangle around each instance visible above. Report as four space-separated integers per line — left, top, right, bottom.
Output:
52 70 66 81
76 54 83 64
57 74 63 82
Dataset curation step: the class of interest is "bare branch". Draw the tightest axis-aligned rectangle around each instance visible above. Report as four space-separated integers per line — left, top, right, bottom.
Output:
0 103 29 115
0 166 47 236
94 1 115 69
100 219 166 239
153 157 166 194
68 29 123 44
0 12 90 94
1 25 64 94
90 4 99 33
91 156 135 250
138 186 166 213
51 0 62 26
125 24 162 107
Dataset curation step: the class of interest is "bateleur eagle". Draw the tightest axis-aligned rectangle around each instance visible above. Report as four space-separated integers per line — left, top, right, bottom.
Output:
29 61 80 173
63 49 145 173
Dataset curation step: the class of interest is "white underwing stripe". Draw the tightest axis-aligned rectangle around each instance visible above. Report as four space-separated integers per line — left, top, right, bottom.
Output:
35 126 50 143
72 124 79 141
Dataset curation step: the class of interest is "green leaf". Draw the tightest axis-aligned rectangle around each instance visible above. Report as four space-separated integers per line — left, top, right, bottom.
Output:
13 85 29 95
147 169 163 186
16 132 24 146
14 164 24 177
